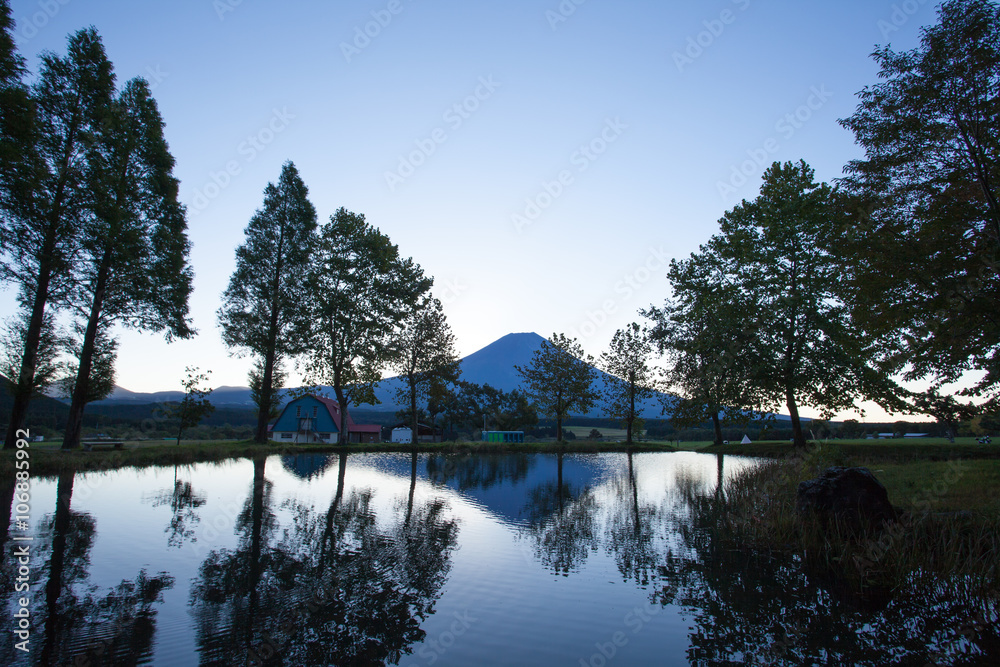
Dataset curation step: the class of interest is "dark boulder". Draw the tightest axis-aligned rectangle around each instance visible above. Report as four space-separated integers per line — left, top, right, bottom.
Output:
796 467 899 531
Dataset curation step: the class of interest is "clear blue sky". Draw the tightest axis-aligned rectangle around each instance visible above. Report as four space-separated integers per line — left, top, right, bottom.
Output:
3 0 940 419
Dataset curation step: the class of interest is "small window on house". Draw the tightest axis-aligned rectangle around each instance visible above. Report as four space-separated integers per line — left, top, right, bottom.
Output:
296 406 301 418
281 433 292 440
313 406 318 418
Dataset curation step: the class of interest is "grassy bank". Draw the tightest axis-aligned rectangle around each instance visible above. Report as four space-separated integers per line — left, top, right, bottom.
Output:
3 438 679 477
693 454 1000 597
703 438 1000 461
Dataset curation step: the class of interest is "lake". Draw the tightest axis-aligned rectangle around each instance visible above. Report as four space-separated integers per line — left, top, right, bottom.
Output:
2 451 996 665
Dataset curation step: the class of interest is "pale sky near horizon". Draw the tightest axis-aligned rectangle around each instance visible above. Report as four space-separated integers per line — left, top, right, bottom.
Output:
2 0 949 421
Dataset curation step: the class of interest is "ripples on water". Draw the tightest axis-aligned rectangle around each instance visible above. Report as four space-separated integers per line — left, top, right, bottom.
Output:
0 451 996 665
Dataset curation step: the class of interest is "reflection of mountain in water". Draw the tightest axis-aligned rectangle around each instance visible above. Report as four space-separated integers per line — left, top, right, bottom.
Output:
365 453 609 525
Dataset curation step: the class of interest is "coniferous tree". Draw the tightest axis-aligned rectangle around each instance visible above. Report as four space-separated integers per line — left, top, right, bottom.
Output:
515 333 598 442
1 28 114 449
62 76 194 449
303 207 431 442
218 161 317 443
392 297 461 445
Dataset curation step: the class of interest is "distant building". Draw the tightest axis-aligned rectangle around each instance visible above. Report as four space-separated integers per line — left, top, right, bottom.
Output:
482 431 524 443
269 394 381 444
391 423 441 444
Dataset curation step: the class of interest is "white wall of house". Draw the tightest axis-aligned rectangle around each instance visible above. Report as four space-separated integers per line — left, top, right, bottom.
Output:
391 428 412 443
271 431 339 444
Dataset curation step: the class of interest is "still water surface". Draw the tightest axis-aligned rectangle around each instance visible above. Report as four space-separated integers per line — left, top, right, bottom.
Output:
1 452 995 665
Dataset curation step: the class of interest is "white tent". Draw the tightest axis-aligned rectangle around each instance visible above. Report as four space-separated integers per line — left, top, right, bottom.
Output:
740 435 752 444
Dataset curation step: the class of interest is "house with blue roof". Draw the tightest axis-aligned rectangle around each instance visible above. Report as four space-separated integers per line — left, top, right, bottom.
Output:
269 394 382 444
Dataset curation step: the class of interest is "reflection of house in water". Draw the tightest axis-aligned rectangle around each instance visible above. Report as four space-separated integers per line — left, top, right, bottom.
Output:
280 453 337 480
269 394 381 444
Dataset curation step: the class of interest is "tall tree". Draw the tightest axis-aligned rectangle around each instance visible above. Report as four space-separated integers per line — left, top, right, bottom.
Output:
218 161 317 443
165 366 215 446
61 76 193 449
55 317 117 406
839 0 1000 404
303 207 431 440
716 160 902 448
0 0 30 176
643 247 766 446
0 308 61 396
1 28 115 449
599 323 655 446
515 333 598 442
392 296 461 445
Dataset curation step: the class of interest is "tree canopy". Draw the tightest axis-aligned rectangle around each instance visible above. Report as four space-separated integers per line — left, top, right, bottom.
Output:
713 160 902 447
515 333 598 442
643 246 766 446
392 297 461 444
303 207 431 438
839 0 1000 405
218 161 317 442
599 323 656 445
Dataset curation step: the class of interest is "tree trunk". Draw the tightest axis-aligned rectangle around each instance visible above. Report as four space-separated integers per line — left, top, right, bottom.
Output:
62 255 111 450
322 452 348 561
41 470 75 666
715 452 725 500
627 451 639 534
254 337 277 444
710 408 723 447
410 374 419 446
786 388 807 448
626 382 635 446
245 455 266 658
556 415 563 443
406 451 417 525
334 385 350 446
3 252 54 449
0 477 14 549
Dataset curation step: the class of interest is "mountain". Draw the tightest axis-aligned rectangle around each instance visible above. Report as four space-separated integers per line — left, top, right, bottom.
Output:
81 332 667 417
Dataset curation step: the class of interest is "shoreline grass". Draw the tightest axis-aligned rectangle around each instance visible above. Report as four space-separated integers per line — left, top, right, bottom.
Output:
3 438 680 477
690 455 1000 598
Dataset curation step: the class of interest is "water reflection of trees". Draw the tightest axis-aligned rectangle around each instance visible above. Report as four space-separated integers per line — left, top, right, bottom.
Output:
0 470 174 666
605 452 662 587
426 452 533 491
521 452 599 574
189 452 460 666
656 461 1000 666
146 465 207 548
